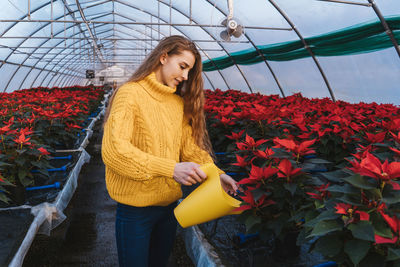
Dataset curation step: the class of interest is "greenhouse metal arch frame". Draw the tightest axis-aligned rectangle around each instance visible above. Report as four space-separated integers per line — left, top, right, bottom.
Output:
0 0 399 105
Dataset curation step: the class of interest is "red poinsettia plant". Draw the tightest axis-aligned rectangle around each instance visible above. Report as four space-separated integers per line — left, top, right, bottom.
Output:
0 85 105 205
204 88 400 265
299 147 400 266
230 133 329 245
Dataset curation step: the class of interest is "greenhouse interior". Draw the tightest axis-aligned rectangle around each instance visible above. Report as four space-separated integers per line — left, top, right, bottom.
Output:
1 0 400 266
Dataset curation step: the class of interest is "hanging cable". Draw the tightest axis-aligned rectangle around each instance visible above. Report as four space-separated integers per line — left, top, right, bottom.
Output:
27 0 31 20
189 0 192 23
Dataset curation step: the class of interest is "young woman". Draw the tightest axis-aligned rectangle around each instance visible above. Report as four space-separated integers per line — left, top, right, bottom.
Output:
101 35 238 267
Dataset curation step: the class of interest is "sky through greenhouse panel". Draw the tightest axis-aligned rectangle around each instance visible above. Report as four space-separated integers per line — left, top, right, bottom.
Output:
202 70 230 91
31 70 50 88
7 67 31 92
0 64 18 92
7 53 29 65
267 57 332 100
275 0 377 38
374 0 400 17
19 69 41 90
318 49 400 105
238 63 283 96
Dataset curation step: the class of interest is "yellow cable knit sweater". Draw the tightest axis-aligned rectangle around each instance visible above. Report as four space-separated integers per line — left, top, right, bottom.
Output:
102 72 221 207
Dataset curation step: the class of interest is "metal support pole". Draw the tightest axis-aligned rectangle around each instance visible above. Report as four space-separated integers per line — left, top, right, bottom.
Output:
64 3 66 47
75 0 105 65
367 0 400 58
268 0 336 101
0 19 291 30
51 0 53 38
158 0 160 40
169 0 172 35
189 0 192 23
5 46 224 52
203 72 215 90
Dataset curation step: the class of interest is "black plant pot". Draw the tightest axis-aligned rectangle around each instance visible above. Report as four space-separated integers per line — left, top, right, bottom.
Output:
6 185 26 206
272 230 301 261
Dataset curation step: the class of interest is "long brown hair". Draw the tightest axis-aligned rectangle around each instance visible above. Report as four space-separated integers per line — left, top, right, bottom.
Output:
104 35 214 157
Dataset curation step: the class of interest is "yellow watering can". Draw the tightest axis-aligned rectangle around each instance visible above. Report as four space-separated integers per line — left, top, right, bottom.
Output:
174 163 242 228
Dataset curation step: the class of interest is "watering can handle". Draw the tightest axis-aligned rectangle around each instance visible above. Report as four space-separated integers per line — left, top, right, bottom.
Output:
199 163 242 215
199 163 218 181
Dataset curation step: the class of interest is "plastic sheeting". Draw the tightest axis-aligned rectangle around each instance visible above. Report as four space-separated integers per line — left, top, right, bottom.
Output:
0 0 399 105
183 225 225 267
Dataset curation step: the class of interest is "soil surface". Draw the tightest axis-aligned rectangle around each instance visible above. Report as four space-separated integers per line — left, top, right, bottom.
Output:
0 208 33 266
22 121 194 267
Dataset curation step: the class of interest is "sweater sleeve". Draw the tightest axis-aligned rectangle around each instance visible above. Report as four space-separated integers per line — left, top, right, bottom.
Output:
101 85 177 180
180 118 225 175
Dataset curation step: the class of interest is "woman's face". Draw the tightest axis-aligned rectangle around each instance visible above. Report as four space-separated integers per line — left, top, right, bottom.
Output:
157 50 196 88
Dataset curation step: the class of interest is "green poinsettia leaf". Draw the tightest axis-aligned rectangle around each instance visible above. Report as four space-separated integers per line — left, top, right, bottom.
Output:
245 215 262 231
388 248 400 261
308 220 342 237
327 184 359 194
283 183 297 196
38 169 49 177
0 174 13 185
344 239 370 266
0 162 12 167
320 170 349 183
19 173 33 187
304 210 340 227
348 221 375 242
18 169 28 181
313 235 342 258
15 157 26 166
296 228 311 246
382 189 400 204
306 158 331 164
372 143 390 148
251 188 267 202
30 160 44 168
342 174 377 190
315 200 325 209
337 194 362 206
16 149 27 155
301 163 319 171
368 188 382 199
371 213 393 238
0 191 10 203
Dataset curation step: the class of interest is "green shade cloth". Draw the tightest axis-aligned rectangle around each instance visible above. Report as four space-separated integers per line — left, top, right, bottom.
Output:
202 16 400 71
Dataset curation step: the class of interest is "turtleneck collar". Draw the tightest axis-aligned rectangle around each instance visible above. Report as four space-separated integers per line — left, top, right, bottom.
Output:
138 72 176 101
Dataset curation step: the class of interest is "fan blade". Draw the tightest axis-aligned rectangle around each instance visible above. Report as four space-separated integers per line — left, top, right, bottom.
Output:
221 18 227 26
232 25 243 38
220 30 231 41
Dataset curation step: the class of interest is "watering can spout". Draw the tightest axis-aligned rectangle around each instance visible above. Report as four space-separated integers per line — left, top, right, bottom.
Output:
174 163 242 228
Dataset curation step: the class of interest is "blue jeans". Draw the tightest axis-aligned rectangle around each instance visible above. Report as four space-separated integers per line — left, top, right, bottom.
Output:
115 202 178 267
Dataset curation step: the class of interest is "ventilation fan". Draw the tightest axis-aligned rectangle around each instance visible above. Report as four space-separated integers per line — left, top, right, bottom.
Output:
220 17 244 41
217 0 244 42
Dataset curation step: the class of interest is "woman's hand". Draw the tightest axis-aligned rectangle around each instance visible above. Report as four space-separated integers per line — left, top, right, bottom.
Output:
173 162 207 186
220 173 239 196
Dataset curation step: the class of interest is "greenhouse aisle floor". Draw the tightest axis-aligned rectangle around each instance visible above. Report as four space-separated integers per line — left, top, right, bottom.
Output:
22 121 194 267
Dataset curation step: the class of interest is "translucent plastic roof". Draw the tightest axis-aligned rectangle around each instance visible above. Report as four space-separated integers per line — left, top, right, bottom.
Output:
1 0 399 104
